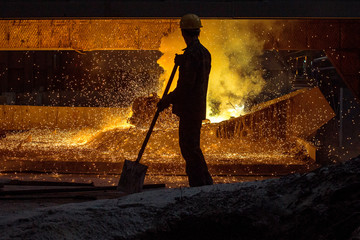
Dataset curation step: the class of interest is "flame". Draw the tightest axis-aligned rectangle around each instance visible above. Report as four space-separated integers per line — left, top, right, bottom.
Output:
157 19 266 123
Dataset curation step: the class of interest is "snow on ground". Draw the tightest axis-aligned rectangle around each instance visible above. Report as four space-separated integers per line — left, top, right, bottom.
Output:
1 155 360 240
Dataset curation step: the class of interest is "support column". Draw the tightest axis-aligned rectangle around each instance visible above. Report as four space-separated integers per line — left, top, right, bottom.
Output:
325 49 360 103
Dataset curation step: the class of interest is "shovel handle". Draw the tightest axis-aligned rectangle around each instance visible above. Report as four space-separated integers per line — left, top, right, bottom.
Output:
136 64 179 163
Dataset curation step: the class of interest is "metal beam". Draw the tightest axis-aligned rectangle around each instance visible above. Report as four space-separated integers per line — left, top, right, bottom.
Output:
216 87 335 141
0 19 358 51
0 19 177 51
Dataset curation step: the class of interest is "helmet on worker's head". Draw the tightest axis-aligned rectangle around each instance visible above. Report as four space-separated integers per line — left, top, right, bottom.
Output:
180 13 202 29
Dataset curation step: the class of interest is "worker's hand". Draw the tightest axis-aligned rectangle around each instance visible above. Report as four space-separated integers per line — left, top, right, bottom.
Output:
157 95 171 112
174 54 185 66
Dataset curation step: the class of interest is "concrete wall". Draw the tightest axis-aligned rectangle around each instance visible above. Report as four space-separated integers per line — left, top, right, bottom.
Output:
0 105 128 130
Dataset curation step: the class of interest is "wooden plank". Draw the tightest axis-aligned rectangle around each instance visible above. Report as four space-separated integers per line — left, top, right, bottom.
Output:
6 180 94 187
0 183 165 196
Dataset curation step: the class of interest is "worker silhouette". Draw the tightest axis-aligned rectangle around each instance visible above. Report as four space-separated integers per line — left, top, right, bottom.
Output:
158 14 213 187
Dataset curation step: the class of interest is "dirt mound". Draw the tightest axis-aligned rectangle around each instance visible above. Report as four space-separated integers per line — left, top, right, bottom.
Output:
1 155 359 240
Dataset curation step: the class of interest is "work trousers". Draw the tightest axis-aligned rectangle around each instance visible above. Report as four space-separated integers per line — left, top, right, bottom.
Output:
179 116 213 187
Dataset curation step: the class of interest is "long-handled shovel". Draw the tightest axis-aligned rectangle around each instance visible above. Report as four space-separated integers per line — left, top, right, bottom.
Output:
117 63 179 193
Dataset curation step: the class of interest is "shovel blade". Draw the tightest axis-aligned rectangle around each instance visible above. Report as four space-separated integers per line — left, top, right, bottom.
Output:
117 160 148 193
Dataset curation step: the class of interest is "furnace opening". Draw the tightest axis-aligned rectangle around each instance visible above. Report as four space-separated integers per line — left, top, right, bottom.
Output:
0 19 359 187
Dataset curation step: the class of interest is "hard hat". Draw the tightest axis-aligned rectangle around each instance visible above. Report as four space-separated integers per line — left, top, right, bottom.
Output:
180 14 202 29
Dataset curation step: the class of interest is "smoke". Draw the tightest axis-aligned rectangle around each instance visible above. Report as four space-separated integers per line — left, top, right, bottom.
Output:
157 19 267 122
156 28 185 94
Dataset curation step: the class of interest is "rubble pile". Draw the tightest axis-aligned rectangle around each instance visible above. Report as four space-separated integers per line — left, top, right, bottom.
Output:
0 155 359 240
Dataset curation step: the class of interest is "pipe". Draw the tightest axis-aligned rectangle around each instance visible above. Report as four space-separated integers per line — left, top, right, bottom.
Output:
339 87 344 148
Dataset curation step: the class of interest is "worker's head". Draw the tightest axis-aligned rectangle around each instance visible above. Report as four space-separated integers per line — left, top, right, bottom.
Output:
180 13 202 30
180 14 202 43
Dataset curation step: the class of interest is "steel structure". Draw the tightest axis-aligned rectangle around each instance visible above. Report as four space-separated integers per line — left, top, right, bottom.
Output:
0 18 358 99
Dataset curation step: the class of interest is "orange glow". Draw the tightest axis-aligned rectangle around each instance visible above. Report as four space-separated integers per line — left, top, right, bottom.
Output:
68 108 134 145
0 19 349 187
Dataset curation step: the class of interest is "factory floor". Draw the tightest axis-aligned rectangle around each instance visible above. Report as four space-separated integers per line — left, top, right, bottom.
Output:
0 127 317 215
0 173 272 216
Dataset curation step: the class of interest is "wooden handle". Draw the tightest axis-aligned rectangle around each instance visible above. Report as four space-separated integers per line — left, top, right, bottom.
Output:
135 64 178 163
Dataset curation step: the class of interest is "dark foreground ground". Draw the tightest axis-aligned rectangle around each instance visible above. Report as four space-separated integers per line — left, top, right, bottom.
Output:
0 155 359 240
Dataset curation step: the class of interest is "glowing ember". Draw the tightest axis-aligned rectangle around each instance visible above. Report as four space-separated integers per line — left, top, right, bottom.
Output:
67 108 134 145
0 90 321 187
0 126 312 175
0 20 343 187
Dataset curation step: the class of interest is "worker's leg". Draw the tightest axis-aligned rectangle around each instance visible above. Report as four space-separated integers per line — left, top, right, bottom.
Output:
179 117 213 187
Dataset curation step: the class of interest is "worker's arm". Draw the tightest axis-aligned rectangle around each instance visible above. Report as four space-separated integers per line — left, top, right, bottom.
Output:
158 53 198 111
168 53 199 104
